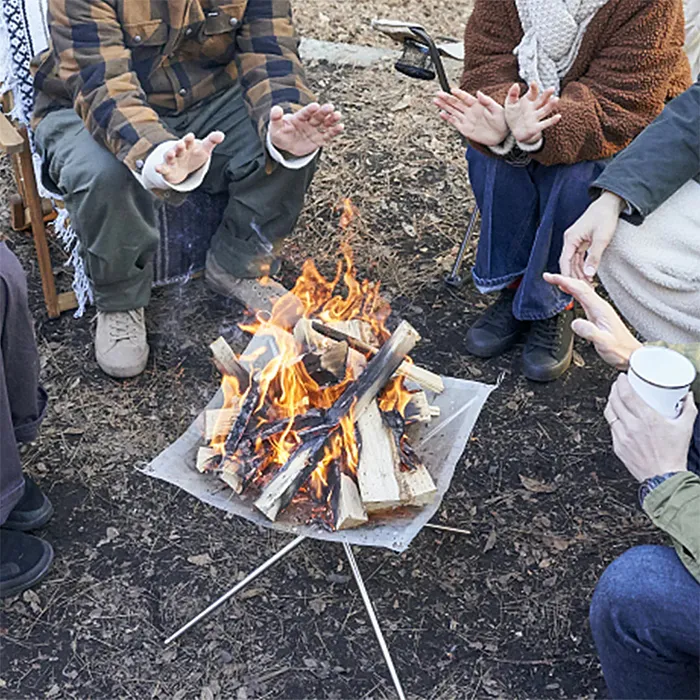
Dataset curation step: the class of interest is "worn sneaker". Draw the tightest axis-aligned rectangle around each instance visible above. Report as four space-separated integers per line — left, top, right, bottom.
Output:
95 308 149 378
522 308 574 382
465 288 528 358
3 476 53 531
0 529 54 599
205 251 289 314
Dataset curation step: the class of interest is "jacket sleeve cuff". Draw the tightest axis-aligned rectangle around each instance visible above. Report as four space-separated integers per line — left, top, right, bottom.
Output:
488 132 516 156
131 141 211 193
266 130 318 170
589 179 645 226
516 136 544 153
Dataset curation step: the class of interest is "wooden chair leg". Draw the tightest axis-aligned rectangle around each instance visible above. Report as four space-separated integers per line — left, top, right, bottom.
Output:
17 126 60 318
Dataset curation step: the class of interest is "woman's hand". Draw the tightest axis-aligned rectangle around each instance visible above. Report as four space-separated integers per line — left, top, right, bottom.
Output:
560 192 626 280
504 82 561 145
434 88 509 146
544 273 642 369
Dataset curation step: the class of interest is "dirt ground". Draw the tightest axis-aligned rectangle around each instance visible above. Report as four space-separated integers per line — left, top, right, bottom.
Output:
0 9 666 700
293 0 473 46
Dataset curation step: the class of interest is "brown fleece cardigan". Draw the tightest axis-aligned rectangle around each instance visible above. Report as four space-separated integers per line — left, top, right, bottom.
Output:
461 0 692 165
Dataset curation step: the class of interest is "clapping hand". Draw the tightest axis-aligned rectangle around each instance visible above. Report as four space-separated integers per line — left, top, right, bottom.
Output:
504 82 561 146
434 88 509 146
269 103 344 157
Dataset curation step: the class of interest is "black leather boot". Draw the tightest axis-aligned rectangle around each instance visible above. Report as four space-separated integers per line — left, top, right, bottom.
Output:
465 289 528 358
522 308 574 382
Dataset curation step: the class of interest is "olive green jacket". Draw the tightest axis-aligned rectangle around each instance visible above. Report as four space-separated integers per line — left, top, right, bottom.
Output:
643 342 700 583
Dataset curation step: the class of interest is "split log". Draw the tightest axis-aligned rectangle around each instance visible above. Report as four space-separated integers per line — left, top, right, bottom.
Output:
209 336 250 391
405 392 432 424
196 446 221 473
334 473 369 530
398 463 437 507
301 341 348 385
219 459 243 494
255 433 329 521
255 320 420 521
356 400 403 513
311 321 444 394
204 406 240 442
328 320 421 423
224 383 262 455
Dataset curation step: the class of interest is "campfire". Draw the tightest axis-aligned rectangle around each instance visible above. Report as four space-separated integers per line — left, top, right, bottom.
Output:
196 205 444 531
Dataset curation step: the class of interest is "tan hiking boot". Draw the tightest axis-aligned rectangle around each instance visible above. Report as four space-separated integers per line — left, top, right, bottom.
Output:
205 251 289 314
95 308 149 378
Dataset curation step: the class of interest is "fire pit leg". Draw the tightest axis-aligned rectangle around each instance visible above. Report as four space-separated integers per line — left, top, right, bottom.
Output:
343 542 407 700
164 535 307 645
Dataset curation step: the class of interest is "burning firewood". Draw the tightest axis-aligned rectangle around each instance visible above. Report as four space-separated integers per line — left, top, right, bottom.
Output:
311 321 445 394
203 407 240 442
201 239 444 531
254 320 420 522
356 400 403 513
333 472 369 530
196 446 221 473
301 341 349 385
209 336 251 391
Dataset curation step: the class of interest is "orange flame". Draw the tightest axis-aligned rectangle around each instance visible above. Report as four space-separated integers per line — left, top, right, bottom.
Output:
211 200 414 527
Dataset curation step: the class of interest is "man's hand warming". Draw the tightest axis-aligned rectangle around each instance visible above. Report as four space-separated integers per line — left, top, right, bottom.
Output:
269 103 344 157
604 374 696 482
504 82 561 146
544 273 642 369
156 131 225 184
433 88 508 146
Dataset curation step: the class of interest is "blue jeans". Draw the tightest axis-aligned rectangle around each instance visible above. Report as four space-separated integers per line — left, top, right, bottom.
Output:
466 148 607 321
589 417 700 699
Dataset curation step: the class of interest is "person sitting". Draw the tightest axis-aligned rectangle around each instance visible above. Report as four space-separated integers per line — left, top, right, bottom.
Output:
544 273 699 700
0 242 54 599
434 0 690 382
32 0 344 379
560 77 700 344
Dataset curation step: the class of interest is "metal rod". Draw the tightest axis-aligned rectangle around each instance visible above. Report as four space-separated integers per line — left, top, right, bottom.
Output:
445 208 480 288
165 535 307 645
343 542 407 700
409 27 451 92
425 523 472 536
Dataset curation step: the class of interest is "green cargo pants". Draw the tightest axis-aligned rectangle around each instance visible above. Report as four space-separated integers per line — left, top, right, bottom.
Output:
34 84 317 312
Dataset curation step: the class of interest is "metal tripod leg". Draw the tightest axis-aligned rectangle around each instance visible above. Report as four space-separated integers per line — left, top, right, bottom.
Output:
343 542 407 700
164 535 307 645
445 207 480 289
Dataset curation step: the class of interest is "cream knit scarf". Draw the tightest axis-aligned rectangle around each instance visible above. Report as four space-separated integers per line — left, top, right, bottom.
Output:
514 0 610 94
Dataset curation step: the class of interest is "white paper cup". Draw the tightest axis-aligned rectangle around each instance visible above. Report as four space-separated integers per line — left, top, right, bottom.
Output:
627 347 697 419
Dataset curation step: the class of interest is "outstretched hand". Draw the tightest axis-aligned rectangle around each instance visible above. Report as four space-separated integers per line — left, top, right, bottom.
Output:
504 82 561 145
156 131 225 185
434 88 508 146
544 273 642 369
269 103 344 157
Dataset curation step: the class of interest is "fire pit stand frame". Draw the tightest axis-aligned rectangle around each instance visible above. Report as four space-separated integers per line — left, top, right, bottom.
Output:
164 526 468 699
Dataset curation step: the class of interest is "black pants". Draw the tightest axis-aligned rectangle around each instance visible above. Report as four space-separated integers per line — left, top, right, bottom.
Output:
0 243 46 525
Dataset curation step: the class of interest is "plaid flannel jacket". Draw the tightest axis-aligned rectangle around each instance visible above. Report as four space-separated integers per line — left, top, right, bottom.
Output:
32 0 316 172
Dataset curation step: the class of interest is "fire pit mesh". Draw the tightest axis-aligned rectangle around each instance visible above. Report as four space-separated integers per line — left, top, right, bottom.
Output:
143 330 495 552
